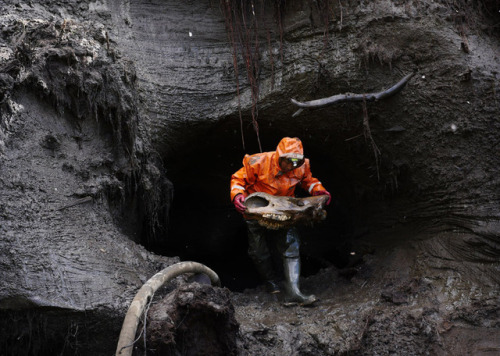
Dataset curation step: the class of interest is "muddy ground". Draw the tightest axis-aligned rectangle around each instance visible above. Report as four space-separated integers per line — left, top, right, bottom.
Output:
1 0 499 355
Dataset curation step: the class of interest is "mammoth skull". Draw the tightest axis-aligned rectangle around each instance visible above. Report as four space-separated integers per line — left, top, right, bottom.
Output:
244 192 328 230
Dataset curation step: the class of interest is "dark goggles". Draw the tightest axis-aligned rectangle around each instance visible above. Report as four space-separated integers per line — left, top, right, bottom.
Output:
280 156 305 168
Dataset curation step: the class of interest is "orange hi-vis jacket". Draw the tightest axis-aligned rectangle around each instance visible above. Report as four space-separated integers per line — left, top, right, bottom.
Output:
230 137 326 201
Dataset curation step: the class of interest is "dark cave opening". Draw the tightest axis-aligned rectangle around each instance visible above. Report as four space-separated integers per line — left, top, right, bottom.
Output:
142 118 390 292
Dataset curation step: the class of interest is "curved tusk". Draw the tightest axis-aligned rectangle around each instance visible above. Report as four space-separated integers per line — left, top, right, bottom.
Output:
291 72 415 110
115 261 220 356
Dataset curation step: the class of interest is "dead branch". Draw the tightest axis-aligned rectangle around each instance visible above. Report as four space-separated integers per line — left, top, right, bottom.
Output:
290 72 415 116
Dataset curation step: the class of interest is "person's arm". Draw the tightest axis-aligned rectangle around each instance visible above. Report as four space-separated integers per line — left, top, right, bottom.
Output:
230 154 262 201
231 154 261 214
300 160 331 205
230 166 248 213
230 167 248 202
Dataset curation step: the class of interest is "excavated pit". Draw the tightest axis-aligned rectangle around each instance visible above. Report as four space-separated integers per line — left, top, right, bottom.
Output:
150 115 416 292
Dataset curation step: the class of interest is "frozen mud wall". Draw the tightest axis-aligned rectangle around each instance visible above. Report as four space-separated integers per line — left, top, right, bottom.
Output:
0 0 499 355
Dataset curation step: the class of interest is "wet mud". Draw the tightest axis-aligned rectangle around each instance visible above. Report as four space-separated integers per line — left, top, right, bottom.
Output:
144 283 238 356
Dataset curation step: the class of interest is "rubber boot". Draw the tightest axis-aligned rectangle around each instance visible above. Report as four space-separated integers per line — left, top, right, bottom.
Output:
283 257 317 305
254 258 280 294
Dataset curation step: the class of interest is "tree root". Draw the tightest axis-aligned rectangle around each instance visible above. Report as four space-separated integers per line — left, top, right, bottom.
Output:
291 72 415 116
115 261 220 356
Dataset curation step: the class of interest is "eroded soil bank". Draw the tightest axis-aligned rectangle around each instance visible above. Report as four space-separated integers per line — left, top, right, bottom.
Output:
1 0 499 355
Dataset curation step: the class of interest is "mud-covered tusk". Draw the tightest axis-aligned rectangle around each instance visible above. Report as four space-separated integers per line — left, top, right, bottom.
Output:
115 261 220 356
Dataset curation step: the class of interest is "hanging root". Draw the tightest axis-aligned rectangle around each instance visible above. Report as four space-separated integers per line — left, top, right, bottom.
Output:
115 261 220 356
362 98 381 181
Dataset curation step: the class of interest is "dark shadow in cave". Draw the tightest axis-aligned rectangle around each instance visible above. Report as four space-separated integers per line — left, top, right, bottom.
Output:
147 122 378 292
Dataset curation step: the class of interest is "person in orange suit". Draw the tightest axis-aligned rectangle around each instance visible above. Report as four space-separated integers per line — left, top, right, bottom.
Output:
230 137 331 305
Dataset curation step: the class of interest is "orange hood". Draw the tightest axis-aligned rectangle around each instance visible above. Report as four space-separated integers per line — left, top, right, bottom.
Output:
275 137 304 161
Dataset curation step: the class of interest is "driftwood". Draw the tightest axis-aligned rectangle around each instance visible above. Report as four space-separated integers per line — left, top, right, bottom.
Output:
244 192 328 230
115 261 220 356
291 72 415 116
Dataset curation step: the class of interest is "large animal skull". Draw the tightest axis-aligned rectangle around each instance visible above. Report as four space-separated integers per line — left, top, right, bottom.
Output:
244 192 328 230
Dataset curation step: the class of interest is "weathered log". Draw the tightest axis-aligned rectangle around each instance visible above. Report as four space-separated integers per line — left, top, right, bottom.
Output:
291 72 415 116
115 261 220 356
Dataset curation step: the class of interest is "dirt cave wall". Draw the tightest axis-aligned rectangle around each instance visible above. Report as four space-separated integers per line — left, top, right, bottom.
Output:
0 2 181 355
0 0 499 355
100 0 500 290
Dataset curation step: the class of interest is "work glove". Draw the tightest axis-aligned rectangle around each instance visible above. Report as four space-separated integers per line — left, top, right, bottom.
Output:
233 194 246 213
313 190 331 206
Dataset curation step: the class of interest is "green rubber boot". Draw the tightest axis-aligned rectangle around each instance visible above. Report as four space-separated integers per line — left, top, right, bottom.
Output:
254 258 280 294
283 257 317 306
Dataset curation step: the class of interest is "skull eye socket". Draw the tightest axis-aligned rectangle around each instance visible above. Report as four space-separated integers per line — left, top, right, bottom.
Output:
245 196 269 209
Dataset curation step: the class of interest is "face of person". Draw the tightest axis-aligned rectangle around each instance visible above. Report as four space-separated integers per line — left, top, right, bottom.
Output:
279 158 295 173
